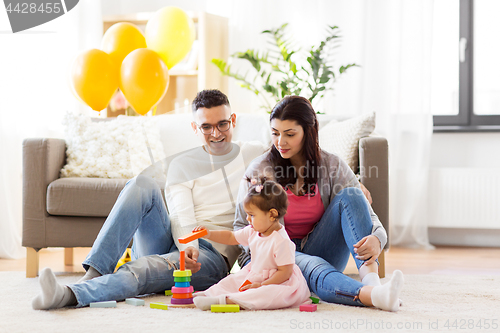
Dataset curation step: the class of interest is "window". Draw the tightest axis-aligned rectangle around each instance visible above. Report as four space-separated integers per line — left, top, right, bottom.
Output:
433 0 500 131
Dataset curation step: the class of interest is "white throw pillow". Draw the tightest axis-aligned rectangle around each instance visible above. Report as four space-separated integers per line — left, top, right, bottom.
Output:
60 113 166 179
318 112 376 171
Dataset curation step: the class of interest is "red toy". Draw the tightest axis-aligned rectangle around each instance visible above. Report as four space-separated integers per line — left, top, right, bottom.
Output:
300 304 317 312
238 279 252 292
178 229 208 244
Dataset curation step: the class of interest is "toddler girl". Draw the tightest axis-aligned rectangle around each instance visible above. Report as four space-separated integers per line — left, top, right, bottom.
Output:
192 177 310 310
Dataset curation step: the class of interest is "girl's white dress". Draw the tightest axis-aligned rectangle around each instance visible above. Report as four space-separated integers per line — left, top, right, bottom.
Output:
204 225 310 310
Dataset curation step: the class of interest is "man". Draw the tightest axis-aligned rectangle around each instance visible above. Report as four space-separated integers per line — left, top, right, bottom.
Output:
32 89 266 310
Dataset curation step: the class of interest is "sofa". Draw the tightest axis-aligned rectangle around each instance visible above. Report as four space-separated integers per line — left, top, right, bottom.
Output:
22 112 389 278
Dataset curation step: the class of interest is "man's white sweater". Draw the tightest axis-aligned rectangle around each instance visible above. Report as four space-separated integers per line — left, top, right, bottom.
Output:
164 141 266 267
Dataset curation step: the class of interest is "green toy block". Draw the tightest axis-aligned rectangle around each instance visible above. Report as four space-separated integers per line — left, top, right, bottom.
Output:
211 304 240 312
150 302 169 310
165 290 173 296
310 296 320 304
174 276 191 282
89 301 117 308
125 298 145 306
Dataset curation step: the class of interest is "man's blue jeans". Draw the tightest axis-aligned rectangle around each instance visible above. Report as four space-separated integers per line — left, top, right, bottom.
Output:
292 187 375 306
68 176 228 307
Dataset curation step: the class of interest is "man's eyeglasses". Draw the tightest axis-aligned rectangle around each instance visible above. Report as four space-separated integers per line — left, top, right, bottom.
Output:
195 115 234 135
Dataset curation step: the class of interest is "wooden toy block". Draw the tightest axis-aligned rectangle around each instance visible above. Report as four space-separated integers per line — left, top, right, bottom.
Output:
238 279 252 292
178 229 208 244
300 304 317 312
170 297 193 305
179 250 185 270
167 303 196 309
150 302 169 310
174 282 191 288
309 296 320 304
125 298 145 306
115 248 132 271
174 276 191 282
89 301 117 308
171 286 194 294
211 304 240 312
165 290 173 296
172 293 193 299
173 269 192 277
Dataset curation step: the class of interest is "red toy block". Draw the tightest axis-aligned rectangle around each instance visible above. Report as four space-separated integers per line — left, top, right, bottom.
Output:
238 279 252 292
300 304 317 312
171 293 193 299
179 250 185 270
178 229 208 244
171 286 194 294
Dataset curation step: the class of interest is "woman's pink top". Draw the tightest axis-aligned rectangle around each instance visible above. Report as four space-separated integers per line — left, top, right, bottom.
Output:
284 184 325 239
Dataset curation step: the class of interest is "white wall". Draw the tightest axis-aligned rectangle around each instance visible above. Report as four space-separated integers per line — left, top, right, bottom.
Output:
101 0 365 116
430 133 500 168
428 133 500 246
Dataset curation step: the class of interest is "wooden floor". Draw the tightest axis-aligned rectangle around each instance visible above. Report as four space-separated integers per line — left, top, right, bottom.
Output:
1 246 500 276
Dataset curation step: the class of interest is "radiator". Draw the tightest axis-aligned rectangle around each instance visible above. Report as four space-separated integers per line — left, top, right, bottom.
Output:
428 168 500 229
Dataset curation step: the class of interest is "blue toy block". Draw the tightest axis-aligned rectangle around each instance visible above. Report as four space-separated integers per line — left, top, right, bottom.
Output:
174 282 190 288
125 298 145 306
90 301 117 308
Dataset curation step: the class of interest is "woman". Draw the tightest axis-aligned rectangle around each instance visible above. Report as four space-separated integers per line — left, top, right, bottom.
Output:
234 96 403 312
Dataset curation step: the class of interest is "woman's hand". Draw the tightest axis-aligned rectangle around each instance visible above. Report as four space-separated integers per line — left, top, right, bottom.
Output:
353 235 381 265
184 246 201 273
239 282 262 291
359 183 373 205
192 225 210 238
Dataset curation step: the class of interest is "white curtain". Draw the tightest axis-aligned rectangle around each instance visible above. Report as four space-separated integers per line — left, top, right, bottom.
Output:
0 0 102 259
211 0 434 248
358 1 435 248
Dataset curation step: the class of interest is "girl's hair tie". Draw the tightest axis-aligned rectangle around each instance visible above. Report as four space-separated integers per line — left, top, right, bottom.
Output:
255 184 263 193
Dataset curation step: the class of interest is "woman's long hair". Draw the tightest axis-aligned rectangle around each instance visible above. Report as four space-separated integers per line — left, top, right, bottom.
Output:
267 96 321 195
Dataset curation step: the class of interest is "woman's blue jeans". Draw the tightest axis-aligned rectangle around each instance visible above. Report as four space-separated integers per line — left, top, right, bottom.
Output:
292 187 375 306
68 176 228 307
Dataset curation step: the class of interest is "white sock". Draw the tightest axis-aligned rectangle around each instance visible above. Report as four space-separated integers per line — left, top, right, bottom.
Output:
77 266 102 283
361 272 381 286
193 295 226 311
370 270 404 312
32 268 77 310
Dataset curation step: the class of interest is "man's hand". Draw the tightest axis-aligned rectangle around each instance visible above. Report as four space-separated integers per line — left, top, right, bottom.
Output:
353 235 381 265
239 282 261 291
184 246 201 273
359 182 373 205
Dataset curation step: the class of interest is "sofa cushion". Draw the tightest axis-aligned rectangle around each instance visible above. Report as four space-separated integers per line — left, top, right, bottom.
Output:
47 178 129 217
60 113 166 179
318 112 376 171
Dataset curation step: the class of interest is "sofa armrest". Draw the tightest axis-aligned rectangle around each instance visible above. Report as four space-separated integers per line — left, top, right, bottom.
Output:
359 135 389 249
22 138 66 249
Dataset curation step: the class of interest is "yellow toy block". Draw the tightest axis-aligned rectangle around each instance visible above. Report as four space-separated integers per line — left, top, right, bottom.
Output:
173 269 192 277
211 304 240 312
115 248 132 271
165 290 173 296
150 302 169 310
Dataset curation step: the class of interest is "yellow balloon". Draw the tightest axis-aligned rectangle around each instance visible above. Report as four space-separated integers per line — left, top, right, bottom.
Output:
101 22 147 67
119 48 169 116
145 6 195 69
71 49 119 111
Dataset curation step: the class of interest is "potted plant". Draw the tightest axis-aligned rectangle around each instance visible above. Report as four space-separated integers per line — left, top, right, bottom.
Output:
212 23 358 112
